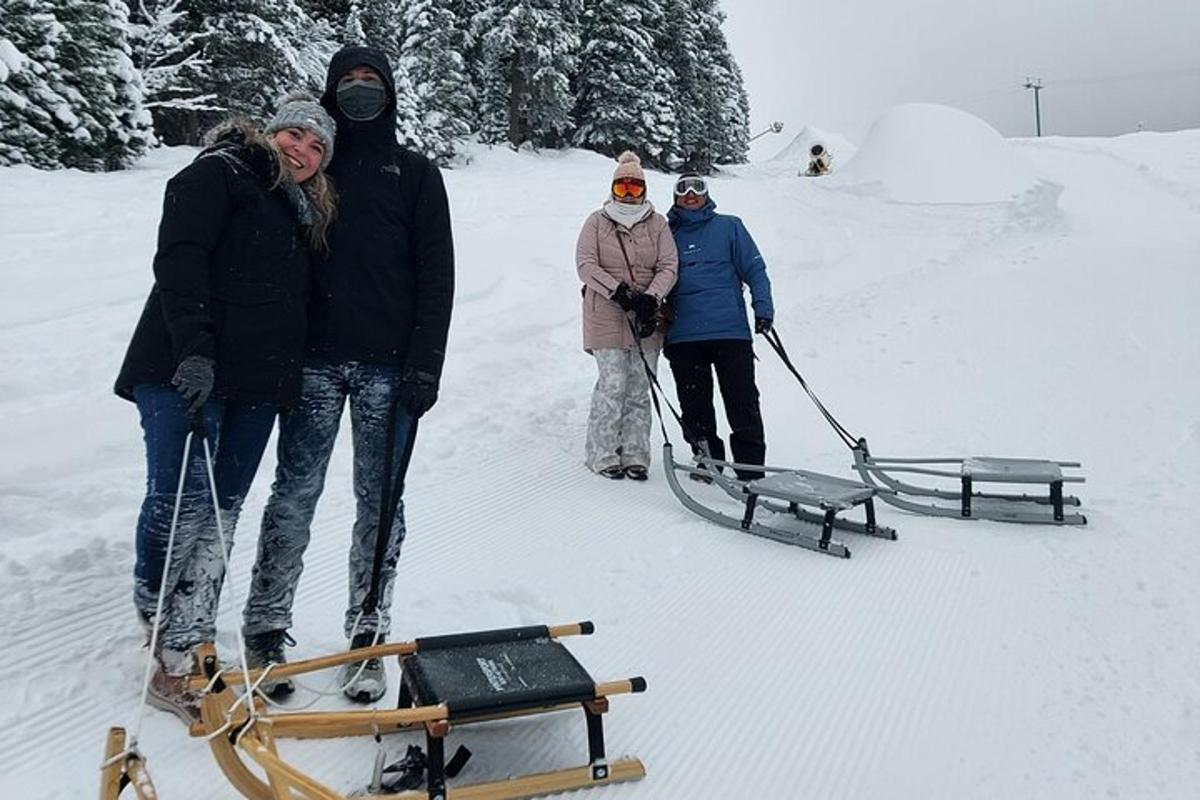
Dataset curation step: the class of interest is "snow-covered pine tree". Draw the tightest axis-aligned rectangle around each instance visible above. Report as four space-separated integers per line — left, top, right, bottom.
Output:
691 0 748 164
127 0 216 144
0 0 151 170
0 0 68 167
184 1 333 136
341 2 366 44
474 0 582 150
713 55 750 163
574 0 678 168
391 56 424 152
354 0 404 59
396 0 473 164
446 0 485 132
662 0 714 172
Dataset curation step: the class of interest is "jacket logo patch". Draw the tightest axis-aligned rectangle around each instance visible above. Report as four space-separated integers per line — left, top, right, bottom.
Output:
382 164 403 177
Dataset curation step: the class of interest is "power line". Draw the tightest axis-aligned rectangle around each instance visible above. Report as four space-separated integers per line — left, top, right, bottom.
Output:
1051 66 1200 87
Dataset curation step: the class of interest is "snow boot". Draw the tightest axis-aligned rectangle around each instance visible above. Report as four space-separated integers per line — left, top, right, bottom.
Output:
244 630 296 698
598 465 626 480
146 650 200 725
624 465 649 481
339 632 387 703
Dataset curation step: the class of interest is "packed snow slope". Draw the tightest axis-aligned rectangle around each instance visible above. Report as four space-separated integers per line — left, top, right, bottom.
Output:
1 124 1199 799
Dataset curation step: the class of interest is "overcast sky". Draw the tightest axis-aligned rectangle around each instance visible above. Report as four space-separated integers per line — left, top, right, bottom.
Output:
722 0 1200 159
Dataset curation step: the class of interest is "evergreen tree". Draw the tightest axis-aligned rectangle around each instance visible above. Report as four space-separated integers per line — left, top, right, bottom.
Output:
128 0 216 144
355 0 404 58
574 0 678 168
397 0 473 164
714 55 750 163
128 1 333 144
690 0 748 165
662 0 712 171
341 1 366 43
475 0 582 149
0 0 151 170
0 0 68 168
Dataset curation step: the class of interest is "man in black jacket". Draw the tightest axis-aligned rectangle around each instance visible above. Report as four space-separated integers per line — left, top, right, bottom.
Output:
241 46 455 702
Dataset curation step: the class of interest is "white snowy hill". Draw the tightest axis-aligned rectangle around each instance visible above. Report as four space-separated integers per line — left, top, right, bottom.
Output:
1 109 1198 798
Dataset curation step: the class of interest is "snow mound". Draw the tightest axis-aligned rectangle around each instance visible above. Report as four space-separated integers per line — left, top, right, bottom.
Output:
829 103 1050 204
765 125 857 171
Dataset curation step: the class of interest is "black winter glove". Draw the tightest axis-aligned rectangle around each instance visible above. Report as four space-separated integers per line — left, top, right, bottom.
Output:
611 282 638 311
397 369 439 418
634 293 658 339
171 355 215 414
755 316 774 335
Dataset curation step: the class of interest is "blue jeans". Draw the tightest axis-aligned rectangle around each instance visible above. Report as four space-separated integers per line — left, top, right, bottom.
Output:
242 360 413 639
133 384 277 651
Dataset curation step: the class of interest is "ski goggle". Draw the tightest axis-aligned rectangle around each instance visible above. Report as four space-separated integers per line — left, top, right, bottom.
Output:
674 176 708 197
611 178 646 199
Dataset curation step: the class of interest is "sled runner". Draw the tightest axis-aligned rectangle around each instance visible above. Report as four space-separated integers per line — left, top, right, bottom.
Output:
100 727 157 799
852 439 1086 524
184 621 645 800
629 322 896 559
665 444 896 558
758 329 1087 526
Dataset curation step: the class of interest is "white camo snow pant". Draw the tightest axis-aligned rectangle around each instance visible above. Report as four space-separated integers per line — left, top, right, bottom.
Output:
584 346 659 472
242 360 412 640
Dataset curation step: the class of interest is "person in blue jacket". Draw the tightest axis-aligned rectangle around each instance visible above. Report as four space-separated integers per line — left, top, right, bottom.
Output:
665 174 774 481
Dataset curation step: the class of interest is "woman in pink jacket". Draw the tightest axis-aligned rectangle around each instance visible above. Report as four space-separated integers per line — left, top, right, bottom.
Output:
575 152 679 480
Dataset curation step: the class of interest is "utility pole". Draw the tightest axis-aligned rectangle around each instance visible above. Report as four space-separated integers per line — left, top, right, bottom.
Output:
1023 77 1044 137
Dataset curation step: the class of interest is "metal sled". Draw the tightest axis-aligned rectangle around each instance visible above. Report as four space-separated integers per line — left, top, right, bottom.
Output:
757 329 1088 527
852 437 1087 525
174 622 644 800
665 443 897 559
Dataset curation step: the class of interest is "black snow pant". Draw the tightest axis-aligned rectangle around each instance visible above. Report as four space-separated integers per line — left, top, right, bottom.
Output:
664 338 766 480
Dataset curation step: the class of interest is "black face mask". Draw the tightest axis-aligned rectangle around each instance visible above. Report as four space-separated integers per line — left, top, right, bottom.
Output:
336 79 387 122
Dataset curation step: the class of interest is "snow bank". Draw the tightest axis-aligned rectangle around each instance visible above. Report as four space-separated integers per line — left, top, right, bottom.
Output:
829 103 1050 204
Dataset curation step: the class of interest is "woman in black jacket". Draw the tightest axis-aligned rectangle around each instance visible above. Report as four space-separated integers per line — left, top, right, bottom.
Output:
114 94 337 723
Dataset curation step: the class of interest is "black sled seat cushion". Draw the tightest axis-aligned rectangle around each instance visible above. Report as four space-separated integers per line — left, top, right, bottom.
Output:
402 635 597 720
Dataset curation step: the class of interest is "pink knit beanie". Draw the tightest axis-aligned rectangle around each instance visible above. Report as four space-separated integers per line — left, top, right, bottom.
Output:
612 150 645 182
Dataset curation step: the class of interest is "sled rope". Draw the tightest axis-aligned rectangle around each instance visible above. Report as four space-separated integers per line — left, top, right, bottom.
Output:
761 328 860 450
627 319 700 449
110 428 199 770
198 434 258 720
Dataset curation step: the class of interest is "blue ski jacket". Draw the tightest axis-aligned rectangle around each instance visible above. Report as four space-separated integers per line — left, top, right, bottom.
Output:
665 199 774 345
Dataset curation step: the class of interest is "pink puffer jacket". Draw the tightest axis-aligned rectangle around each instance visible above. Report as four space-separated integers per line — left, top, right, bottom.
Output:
575 207 678 352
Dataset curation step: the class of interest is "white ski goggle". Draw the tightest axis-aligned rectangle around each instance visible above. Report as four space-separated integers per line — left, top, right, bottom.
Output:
674 176 708 197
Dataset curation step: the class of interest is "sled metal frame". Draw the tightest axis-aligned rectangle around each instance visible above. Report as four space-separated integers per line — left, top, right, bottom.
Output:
852 437 1087 525
179 622 645 800
664 443 897 559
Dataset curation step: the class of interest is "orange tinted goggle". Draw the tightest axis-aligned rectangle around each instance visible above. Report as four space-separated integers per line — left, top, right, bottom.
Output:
612 179 646 199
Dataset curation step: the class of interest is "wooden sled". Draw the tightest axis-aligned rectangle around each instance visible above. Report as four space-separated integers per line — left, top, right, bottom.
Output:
665 443 897 559
100 727 158 799
182 621 645 800
852 437 1087 525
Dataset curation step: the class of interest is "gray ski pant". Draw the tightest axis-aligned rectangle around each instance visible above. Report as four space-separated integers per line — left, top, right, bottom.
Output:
584 346 659 472
242 360 412 640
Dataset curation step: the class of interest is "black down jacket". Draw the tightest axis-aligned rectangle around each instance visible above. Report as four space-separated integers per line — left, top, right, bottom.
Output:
115 129 310 407
309 45 455 380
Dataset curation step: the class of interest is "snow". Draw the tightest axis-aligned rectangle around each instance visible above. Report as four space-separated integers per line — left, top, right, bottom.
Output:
828 102 1049 204
2 131 1200 799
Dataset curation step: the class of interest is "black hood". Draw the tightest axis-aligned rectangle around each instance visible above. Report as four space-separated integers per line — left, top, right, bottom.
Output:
321 45 397 148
